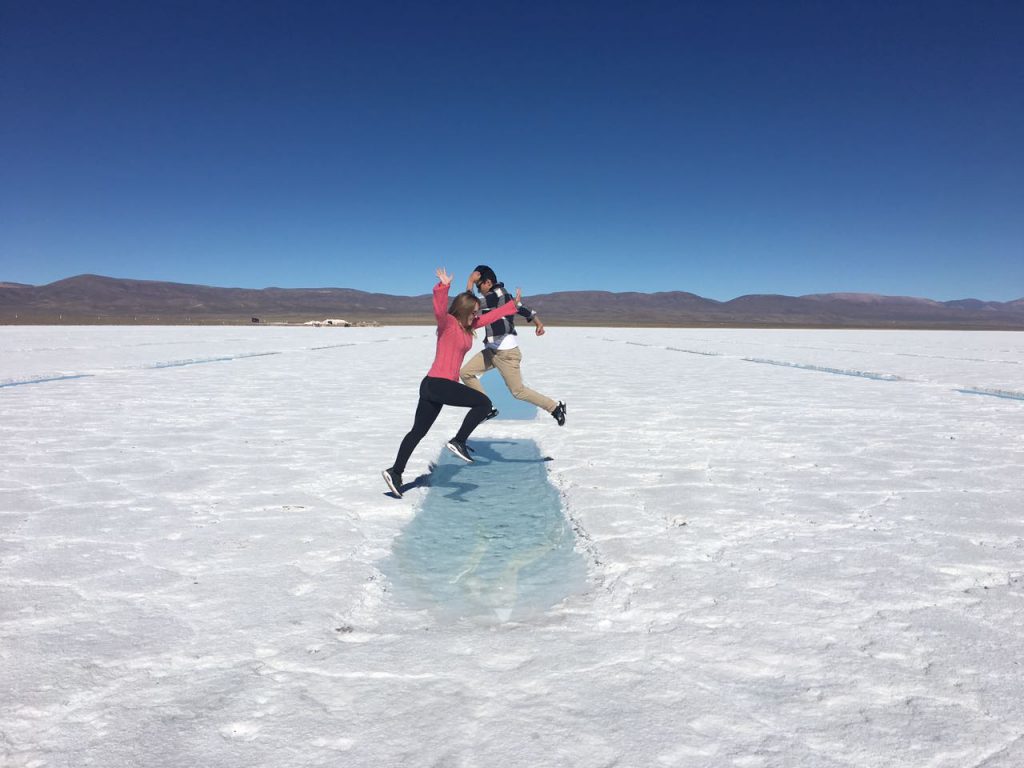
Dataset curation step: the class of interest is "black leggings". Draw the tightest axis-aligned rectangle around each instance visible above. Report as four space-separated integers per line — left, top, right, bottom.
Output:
391 376 493 474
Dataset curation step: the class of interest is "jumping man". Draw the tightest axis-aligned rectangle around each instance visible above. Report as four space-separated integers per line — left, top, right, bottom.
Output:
460 265 566 426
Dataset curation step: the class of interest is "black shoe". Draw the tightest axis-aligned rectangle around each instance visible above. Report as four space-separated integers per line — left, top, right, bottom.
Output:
382 468 403 498
446 439 474 463
484 408 499 420
551 401 566 426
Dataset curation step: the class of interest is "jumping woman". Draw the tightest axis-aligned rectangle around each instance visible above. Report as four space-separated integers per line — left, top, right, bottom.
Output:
382 267 522 498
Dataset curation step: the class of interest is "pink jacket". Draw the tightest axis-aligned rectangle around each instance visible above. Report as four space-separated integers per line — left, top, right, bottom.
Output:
426 282 518 381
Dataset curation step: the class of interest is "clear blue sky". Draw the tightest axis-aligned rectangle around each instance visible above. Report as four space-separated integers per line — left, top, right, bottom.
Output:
2 1 1022 300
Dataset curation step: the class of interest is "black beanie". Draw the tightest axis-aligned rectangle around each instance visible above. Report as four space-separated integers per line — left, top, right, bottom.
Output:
474 265 498 284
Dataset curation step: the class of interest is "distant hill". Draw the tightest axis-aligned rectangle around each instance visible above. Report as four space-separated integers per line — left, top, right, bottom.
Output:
2 274 1023 329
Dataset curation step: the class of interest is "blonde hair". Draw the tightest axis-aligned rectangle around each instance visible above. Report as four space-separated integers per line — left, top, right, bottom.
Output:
448 292 480 335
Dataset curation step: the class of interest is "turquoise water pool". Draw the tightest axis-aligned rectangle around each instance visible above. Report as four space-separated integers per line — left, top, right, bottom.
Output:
381 439 588 622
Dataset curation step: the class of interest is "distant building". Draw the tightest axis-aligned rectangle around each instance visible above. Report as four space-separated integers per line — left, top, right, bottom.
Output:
251 317 260 323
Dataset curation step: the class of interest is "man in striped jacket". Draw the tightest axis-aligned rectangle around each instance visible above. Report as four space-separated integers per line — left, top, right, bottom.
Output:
459 265 566 426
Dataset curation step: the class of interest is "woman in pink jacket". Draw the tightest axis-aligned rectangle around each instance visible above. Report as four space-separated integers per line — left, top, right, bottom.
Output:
383 267 522 498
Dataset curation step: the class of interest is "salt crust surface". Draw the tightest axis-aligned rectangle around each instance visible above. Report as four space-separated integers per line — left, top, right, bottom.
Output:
2 326 1023 767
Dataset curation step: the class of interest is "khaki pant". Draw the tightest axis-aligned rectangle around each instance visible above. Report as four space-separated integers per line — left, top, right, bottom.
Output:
460 347 557 413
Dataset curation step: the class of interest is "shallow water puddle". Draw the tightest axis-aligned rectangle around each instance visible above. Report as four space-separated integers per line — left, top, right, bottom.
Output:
0 373 94 388
147 351 282 368
742 357 902 381
381 439 587 622
955 387 1024 401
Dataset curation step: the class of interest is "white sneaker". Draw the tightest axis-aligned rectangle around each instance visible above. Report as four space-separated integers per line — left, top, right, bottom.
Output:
446 439 474 463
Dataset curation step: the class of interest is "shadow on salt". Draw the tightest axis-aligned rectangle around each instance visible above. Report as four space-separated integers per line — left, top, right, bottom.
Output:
381 439 588 623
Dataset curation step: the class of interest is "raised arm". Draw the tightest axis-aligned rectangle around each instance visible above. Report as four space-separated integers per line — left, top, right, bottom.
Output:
432 267 453 324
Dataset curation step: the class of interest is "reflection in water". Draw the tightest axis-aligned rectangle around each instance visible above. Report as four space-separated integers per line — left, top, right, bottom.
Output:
381 440 588 622
478 369 536 420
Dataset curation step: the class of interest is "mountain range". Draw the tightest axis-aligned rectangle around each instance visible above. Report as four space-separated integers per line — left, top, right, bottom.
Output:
2 274 1023 329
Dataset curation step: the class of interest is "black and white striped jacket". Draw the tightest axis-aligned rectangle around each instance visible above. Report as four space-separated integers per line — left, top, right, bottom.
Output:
479 282 536 349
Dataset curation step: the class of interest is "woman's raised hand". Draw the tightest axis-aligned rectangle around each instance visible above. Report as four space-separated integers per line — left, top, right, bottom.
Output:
514 287 523 304
435 267 453 286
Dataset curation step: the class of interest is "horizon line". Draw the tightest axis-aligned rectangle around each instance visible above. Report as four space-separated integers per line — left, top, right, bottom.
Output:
3 273 1021 306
